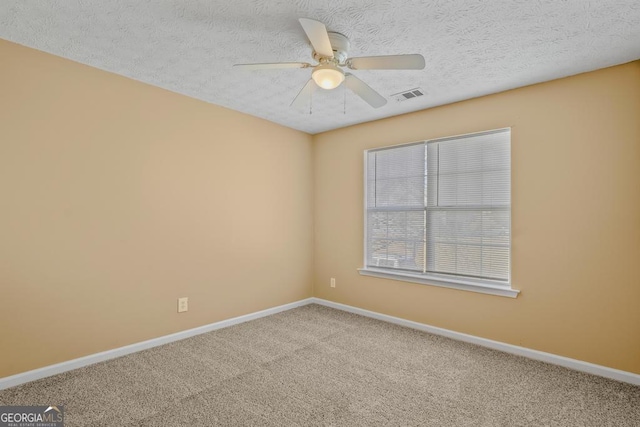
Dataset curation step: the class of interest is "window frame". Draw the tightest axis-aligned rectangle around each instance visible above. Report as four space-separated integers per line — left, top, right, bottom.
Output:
359 128 519 298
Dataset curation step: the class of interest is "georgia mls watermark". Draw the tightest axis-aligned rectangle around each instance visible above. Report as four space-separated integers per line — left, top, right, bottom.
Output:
0 406 64 427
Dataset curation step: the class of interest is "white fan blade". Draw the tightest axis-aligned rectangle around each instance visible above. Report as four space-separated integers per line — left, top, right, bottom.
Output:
347 54 425 70
345 74 387 108
299 18 334 59
291 79 317 109
234 62 311 70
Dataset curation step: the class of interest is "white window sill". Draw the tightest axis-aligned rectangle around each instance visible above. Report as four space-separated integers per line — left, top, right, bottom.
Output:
358 268 520 298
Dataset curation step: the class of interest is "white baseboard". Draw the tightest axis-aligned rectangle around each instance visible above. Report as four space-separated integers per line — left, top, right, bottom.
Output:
0 298 314 390
311 298 640 386
3 296 638 390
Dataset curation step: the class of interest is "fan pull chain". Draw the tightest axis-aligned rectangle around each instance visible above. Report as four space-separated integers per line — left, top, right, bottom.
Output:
343 83 347 115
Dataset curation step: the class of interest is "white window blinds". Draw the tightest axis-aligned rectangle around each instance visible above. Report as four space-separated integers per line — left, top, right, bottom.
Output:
366 143 426 272
365 128 511 285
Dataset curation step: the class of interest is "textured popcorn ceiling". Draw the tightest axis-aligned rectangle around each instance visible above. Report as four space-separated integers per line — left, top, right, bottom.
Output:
1 1 640 134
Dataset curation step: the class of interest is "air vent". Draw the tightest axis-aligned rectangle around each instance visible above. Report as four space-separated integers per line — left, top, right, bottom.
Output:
392 88 425 103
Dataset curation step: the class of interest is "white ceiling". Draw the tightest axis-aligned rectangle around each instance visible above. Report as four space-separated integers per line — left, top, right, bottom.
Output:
2 1 640 134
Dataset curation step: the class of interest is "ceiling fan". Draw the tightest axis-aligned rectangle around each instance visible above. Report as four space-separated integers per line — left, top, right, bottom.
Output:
234 18 426 109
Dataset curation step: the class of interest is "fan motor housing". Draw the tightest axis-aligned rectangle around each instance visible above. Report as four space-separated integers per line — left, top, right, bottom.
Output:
313 32 350 64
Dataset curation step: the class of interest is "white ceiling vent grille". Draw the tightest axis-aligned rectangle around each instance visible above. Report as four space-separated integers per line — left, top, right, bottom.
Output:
392 88 425 102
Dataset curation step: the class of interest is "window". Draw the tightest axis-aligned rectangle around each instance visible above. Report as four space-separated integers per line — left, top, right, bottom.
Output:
360 128 518 298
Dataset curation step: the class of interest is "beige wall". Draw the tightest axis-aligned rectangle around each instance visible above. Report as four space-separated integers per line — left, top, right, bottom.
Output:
313 62 640 374
0 40 313 378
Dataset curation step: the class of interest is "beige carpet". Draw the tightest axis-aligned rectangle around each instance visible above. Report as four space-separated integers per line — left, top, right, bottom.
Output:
1 304 638 426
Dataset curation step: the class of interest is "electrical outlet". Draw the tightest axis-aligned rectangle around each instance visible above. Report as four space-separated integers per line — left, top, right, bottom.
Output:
178 297 188 313
330 278 336 288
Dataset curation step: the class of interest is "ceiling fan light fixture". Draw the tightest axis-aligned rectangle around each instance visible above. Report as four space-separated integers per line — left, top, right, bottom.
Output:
312 64 345 90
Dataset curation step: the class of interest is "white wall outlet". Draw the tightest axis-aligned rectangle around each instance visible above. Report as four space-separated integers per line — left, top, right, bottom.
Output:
178 297 188 313
330 278 336 288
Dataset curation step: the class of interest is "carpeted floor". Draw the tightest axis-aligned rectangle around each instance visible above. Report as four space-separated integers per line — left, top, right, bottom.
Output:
1 304 639 426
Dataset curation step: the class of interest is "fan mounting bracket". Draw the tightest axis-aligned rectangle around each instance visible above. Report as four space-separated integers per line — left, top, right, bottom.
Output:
312 32 350 64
